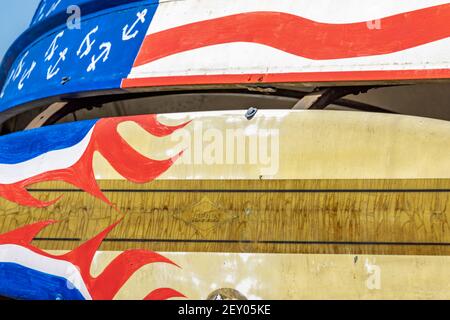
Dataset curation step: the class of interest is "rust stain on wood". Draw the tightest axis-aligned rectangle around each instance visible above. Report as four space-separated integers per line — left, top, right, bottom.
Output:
1 179 450 255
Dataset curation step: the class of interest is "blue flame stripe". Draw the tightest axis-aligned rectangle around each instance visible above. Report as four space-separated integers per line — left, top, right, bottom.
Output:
0 120 97 165
0 263 87 300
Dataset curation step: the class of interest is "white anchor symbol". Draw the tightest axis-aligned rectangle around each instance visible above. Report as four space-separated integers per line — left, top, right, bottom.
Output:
18 61 37 90
77 26 99 59
45 0 61 18
87 42 111 72
12 52 30 82
122 9 148 41
47 48 68 80
45 31 64 62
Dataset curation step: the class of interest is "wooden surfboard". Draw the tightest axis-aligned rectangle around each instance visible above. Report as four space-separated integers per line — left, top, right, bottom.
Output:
1 109 450 254
1 110 450 299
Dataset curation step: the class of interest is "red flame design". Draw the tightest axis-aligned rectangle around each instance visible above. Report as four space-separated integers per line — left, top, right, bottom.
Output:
134 4 450 65
0 115 189 208
0 219 186 300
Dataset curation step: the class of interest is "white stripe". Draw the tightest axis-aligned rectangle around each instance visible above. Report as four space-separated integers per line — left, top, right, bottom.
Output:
0 244 92 300
128 38 450 78
0 127 94 184
149 0 449 34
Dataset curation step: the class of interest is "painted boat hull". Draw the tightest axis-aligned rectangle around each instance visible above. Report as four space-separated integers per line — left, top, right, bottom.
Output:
1 0 449 118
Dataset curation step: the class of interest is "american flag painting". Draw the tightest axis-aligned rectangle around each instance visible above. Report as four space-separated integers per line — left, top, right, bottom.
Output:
122 0 450 87
1 0 449 114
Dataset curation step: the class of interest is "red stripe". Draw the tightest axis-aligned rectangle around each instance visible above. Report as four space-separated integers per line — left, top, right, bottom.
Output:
144 288 186 300
134 4 450 66
122 69 450 88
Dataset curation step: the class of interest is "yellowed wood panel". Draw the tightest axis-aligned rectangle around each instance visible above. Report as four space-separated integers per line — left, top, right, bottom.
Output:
96 110 450 180
2 179 450 256
74 251 450 300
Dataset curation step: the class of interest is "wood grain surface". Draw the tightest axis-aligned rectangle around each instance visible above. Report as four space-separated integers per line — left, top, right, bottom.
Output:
2 179 450 256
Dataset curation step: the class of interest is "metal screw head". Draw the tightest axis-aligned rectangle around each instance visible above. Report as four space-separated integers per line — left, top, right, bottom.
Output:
61 76 71 85
245 107 258 120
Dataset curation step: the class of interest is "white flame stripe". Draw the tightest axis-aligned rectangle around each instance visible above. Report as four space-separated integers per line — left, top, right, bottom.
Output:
0 244 92 300
0 127 94 185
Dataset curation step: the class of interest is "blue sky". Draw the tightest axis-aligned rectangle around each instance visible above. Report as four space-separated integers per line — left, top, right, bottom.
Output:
0 1 41 61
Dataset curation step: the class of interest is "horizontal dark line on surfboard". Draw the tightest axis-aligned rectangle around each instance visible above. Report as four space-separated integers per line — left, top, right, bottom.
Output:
33 238 450 246
27 188 450 193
